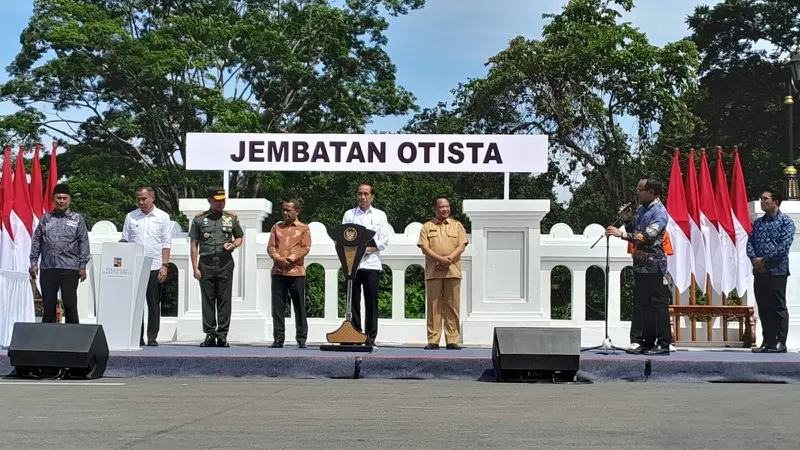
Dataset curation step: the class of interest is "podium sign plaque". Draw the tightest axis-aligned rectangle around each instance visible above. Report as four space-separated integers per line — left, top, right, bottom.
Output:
320 223 376 352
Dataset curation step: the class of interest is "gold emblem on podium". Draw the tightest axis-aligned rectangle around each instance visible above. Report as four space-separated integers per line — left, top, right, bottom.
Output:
320 223 377 352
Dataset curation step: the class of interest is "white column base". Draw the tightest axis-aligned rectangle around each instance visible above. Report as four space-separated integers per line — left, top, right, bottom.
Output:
563 321 630 349
787 316 800 352
176 311 266 342
272 319 428 345
461 314 552 346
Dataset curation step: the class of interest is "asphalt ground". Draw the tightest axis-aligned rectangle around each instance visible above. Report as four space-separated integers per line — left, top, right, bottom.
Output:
0 378 796 449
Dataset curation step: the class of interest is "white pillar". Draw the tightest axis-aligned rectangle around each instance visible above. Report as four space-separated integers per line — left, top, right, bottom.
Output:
750 200 800 351
177 198 272 342
461 199 551 344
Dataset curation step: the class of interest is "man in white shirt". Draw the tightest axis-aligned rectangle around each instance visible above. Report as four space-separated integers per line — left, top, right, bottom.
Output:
119 186 173 347
341 183 390 347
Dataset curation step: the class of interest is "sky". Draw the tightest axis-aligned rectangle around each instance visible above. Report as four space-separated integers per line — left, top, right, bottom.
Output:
0 0 720 199
366 0 719 133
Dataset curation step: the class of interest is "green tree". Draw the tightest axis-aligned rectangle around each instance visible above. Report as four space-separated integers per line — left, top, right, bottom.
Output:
448 0 700 213
0 0 424 220
683 0 796 197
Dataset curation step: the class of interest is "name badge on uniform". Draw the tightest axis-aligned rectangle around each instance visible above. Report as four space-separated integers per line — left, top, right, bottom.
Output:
221 215 233 233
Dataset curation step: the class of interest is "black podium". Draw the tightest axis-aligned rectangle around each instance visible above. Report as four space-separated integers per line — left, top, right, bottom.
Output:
320 223 376 352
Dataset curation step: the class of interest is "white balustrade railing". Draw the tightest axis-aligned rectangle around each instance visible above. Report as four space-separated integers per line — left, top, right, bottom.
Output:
68 198 800 349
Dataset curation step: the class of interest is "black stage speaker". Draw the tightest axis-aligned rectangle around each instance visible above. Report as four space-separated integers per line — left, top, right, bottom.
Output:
7 323 109 380
492 327 581 382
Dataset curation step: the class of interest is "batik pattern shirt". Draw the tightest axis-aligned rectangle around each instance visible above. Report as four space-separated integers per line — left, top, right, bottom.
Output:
746 211 795 276
267 220 311 276
622 198 669 275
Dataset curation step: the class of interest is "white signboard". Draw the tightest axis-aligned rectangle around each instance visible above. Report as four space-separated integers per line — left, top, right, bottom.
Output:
185 133 549 174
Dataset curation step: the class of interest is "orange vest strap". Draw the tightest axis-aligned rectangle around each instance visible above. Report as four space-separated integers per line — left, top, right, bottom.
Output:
663 230 674 255
626 230 674 255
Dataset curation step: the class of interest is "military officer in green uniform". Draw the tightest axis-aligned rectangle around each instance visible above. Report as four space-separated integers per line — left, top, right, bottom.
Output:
189 187 244 347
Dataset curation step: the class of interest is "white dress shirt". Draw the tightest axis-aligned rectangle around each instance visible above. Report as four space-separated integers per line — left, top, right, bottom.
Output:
121 206 173 271
342 206 390 271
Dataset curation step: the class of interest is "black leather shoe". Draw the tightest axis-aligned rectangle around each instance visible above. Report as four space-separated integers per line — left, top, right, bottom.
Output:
269 342 283 348
446 344 462 350
767 343 787 353
147 340 158 347
644 346 670 356
216 337 229 348
200 335 215 347
751 344 770 353
297 342 307 349
424 344 439 350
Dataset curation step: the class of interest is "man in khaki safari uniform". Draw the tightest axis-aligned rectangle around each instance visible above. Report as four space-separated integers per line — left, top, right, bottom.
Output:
417 197 469 350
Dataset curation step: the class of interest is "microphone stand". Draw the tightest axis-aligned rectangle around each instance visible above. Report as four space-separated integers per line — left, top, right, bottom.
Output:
581 207 631 354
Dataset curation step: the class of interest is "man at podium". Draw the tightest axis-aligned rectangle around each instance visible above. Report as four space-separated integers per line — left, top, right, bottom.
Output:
340 183 390 347
119 186 173 347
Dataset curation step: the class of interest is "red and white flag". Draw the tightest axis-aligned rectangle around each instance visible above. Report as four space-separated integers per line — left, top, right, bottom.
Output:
11 147 35 273
698 150 722 293
713 148 738 295
684 150 708 292
43 142 58 212
665 150 694 293
0 146 15 271
730 147 752 296
30 144 45 222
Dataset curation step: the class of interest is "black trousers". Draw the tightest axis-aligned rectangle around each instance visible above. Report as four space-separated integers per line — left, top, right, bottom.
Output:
40 269 80 324
271 275 308 344
754 272 789 346
630 290 643 345
140 270 160 343
631 271 671 349
350 269 380 342
199 256 234 338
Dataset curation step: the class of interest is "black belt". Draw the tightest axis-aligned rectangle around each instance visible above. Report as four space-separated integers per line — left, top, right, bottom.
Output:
199 253 233 263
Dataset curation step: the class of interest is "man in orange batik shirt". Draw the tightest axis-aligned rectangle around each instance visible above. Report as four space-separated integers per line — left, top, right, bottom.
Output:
267 198 312 349
417 196 469 350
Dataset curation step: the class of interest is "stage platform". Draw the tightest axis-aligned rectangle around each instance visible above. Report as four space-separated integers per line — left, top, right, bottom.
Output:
2 344 799 383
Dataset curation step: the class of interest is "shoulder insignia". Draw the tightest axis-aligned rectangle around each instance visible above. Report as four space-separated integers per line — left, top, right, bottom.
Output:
195 212 204 217
225 210 237 216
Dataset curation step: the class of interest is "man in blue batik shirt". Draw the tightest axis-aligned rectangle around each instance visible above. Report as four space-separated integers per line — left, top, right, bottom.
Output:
748 187 795 354
606 176 672 356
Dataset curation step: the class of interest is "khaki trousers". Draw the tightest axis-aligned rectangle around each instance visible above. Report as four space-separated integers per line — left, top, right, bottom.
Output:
425 277 461 345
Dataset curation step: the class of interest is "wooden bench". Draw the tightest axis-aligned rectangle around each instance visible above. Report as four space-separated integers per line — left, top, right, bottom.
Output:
669 305 756 348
